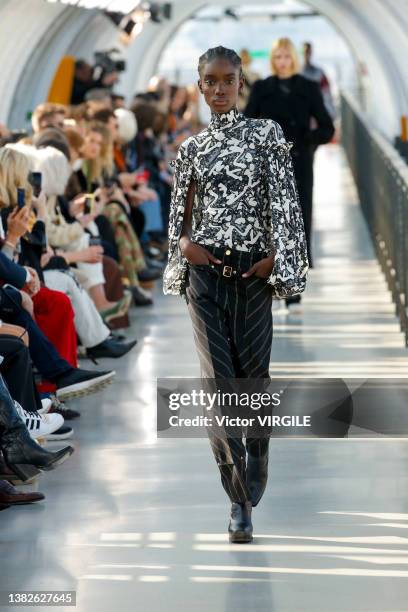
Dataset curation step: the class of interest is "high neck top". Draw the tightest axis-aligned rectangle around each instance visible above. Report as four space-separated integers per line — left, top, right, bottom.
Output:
163 107 309 298
208 106 242 131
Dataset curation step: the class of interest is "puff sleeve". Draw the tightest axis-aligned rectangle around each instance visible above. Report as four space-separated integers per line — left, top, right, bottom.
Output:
264 122 309 297
163 137 196 295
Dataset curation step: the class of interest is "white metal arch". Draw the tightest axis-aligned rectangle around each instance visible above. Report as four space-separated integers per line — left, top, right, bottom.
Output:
0 0 407 138
120 0 408 137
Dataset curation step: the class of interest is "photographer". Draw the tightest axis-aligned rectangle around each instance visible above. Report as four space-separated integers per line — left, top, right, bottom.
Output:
71 52 125 105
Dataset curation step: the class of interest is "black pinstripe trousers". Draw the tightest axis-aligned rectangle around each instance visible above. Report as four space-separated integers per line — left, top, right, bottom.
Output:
185 246 273 505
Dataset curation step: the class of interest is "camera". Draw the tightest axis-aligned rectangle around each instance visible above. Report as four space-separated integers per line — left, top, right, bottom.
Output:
94 50 126 76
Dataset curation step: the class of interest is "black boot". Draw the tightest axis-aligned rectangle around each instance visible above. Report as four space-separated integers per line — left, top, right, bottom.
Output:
131 286 153 307
86 338 137 360
228 501 253 543
0 394 74 482
246 450 269 507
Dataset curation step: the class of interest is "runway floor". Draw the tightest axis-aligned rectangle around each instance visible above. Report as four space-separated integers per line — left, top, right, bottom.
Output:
1 145 408 612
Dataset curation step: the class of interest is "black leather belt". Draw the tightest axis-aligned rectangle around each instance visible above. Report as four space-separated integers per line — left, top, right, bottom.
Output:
204 246 268 278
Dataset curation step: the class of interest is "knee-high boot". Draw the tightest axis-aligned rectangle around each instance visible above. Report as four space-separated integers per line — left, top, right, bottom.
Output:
0 380 74 481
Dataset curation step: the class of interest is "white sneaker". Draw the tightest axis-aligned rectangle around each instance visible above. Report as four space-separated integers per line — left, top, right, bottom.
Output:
38 398 52 415
14 401 64 439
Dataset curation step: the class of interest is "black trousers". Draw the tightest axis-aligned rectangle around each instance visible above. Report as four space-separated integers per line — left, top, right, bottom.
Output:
292 146 314 268
185 246 273 505
0 336 42 413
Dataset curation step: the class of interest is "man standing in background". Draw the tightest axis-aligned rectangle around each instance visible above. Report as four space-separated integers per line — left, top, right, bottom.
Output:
302 42 336 120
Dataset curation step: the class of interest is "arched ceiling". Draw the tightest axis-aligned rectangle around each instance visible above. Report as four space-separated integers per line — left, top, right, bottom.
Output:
0 0 407 138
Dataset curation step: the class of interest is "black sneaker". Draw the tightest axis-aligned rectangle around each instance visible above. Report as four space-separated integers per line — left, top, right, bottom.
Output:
49 395 80 420
45 425 74 441
54 368 115 400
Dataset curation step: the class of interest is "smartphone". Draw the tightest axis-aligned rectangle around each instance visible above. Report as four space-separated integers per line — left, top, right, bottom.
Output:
102 176 116 189
28 172 42 197
83 193 95 215
89 236 102 246
17 188 25 209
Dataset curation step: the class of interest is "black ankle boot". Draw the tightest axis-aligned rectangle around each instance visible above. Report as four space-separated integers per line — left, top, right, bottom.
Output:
228 501 253 543
246 450 269 507
0 393 74 482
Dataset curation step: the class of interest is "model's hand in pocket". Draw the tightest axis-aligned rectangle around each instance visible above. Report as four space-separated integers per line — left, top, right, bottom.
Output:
179 237 222 265
242 254 275 279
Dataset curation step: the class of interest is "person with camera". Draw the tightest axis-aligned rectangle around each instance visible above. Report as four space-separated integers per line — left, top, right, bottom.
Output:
71 52 125 106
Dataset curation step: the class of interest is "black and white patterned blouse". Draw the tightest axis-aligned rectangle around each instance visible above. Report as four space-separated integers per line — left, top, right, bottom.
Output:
163 106 309 298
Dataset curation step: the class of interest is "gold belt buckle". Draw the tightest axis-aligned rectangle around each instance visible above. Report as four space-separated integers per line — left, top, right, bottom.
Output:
223 265 233 277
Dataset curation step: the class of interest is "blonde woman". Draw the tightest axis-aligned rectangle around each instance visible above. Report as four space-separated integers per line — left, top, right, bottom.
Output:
245 37 334 303
78 122 114 189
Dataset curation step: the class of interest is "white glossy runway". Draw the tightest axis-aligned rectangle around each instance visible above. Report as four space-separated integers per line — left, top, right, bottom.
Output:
1 145 408 612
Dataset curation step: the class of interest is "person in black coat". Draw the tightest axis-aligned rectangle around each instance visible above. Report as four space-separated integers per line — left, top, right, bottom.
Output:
245 37 335 299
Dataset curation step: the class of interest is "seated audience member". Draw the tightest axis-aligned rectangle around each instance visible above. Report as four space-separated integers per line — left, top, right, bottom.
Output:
31 103 67 134
112 94 126 110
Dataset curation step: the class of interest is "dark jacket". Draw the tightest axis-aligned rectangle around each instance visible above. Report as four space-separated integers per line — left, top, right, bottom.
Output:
245 74 334 151
0 252 27 289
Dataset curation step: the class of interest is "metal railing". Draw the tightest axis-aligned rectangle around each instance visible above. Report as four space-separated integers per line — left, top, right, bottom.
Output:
341 93 408 346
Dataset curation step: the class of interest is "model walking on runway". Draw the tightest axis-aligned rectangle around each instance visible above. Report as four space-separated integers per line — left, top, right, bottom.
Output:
164 46 308 542
245 37 335 277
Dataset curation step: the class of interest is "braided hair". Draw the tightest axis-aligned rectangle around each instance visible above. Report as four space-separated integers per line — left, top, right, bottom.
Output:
198 46 243 78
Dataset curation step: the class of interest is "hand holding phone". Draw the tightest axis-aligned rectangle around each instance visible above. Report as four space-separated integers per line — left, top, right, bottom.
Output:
7 206 30 241
83 193 95 215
